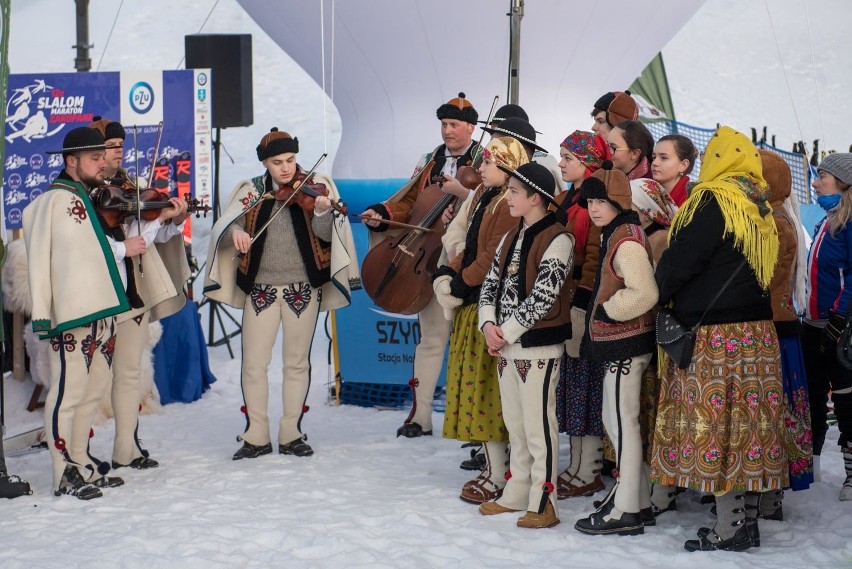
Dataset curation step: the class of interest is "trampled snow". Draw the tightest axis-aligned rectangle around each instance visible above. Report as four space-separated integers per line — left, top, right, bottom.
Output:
3 1 852 568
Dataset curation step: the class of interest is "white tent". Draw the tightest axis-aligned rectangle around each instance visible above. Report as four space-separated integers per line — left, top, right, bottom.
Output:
238 0 705 179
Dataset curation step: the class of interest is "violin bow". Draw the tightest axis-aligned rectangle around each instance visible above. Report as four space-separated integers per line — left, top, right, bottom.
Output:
351 214 434 233
232 153 328 261
133 125 144 276
471 95 499 168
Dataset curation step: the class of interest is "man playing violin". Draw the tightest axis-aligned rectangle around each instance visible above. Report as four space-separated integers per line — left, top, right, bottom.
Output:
89 116 190 473
22 127 131 499
360 93 481 439
204 128 359 460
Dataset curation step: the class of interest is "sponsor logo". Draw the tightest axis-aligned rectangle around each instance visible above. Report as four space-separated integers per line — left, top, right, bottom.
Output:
160 146 180 161
5 80 85 144
197 72 208 86
5 155 27 170
146 146 156 162
25 172 47 188
8 173 22 190
7 208 22 225
29 188 43 200
4 188 26 205
47 154 63 168
197 88 206 102
49 170 60 182
129 81 155 114
29 154 44 169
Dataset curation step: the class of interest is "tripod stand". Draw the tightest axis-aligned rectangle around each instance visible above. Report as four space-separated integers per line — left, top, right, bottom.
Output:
198 127 242 359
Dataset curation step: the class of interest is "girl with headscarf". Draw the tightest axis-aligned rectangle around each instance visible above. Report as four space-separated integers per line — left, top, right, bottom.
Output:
552 131 610 500
650 127 786 552
432 137 529 504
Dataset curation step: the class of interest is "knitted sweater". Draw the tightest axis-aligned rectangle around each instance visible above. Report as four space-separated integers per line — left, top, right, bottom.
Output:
479 220 573 360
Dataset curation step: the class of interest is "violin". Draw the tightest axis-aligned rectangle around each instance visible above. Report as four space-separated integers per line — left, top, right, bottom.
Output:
274 171 348 216
93 185 211 228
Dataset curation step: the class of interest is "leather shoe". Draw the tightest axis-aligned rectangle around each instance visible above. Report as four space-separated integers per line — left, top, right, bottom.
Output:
557 472 604 500
92 476 125 488
279 437 314 457
575 502 644 536
112 456 160 470
396 422 432 438
232 442 273 460
684 524 752 552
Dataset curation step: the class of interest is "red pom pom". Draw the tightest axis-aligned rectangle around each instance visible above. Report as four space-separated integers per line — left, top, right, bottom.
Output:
240 405 247 414
54 438 67 451
89 428 95 438
612 468 620 479
505 470 512 481
302 405 310 414
138 404 143 412
543 481 555 494
408 378 418 387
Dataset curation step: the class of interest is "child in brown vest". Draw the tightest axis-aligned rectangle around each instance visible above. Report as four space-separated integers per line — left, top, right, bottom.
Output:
477 162 574 528
573 161 659 536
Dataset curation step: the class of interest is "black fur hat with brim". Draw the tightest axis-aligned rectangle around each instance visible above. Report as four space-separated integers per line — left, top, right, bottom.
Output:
46 126 106 156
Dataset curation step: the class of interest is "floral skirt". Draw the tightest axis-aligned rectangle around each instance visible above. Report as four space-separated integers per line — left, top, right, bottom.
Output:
778 334 814 490
648 320 788 493
442 304 507 443
639 354 661 465
555 353 605 436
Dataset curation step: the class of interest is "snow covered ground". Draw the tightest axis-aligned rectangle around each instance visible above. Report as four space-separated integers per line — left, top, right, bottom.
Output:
2 326 851 569
4 1 852 567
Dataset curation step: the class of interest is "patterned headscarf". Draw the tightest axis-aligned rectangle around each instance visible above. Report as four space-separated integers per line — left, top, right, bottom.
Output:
670 126 778 288
482 136 529 173
560 130 609 177
630 179 678 227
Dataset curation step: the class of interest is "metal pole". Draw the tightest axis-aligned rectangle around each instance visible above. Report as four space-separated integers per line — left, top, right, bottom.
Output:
507 0 523 104
73 0 92 72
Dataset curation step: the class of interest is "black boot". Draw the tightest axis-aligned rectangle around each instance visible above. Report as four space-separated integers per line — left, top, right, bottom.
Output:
279 436 313 457
396 422 432 438
685 492 752 552
0 471 32 499
575 499 645 536
232 441 273 460
54 465 102 500
460 445 486 471
744 491 761 547
758 489 784 521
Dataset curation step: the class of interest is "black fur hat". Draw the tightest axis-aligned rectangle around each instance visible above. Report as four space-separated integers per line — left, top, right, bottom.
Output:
89 115 126 140
256 127 299 161
436 92 478 125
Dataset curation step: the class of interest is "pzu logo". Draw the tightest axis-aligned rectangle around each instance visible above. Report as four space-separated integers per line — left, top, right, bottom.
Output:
129 82 155 114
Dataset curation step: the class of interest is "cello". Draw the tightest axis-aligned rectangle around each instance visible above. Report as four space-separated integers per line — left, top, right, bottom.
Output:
360 162 483 315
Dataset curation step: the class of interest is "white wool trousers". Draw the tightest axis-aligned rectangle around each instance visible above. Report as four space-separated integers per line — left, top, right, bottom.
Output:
496 355 561 515
46 318 116 489
239 282 320 447
407 295 452 432
111 312 151 466
601 353 652 514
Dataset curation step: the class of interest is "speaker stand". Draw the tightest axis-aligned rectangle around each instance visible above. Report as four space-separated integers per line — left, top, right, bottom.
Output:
199 127 242 358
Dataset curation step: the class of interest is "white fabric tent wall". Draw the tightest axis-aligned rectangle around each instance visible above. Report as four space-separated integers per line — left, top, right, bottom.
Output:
238 0 705 179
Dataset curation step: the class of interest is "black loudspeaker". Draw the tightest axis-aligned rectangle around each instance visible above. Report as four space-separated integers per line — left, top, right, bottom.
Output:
185 34 253 128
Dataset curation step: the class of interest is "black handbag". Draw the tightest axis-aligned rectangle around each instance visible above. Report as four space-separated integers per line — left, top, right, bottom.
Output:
836 312 852 371
655 259 746 370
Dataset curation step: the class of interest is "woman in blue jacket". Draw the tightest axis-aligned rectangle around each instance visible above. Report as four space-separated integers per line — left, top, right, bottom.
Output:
803 152 852 500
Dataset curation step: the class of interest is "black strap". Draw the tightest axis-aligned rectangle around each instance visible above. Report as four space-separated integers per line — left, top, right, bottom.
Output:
692 258 747 331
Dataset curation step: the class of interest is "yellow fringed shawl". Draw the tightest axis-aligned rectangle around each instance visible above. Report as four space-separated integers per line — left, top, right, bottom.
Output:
669 126 778 289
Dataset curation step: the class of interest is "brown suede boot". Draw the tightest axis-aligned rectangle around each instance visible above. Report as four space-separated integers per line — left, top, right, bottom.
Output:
479 501 520 516
516 501 560 528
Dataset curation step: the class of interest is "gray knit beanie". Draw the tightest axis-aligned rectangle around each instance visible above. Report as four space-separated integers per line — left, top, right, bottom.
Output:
817 153 852 187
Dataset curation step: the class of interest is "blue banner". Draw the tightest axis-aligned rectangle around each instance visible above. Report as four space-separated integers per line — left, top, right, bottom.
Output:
332 178 447 387
3 70 210 231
